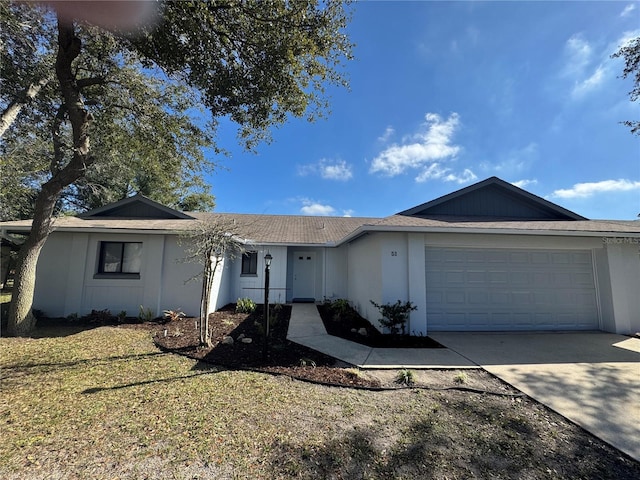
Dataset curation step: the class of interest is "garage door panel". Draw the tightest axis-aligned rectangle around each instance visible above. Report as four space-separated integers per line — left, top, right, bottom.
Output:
426 247 599 331
488 271 508 283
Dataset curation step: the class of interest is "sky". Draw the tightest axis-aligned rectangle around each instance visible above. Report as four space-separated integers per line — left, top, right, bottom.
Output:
209 1 640 220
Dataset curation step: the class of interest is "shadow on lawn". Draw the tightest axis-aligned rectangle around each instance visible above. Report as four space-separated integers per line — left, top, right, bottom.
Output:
2 350 168 373
81 366 223 394
267 396 640 480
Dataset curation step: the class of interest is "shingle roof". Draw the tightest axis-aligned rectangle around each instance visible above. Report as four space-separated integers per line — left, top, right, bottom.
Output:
2 212 638 246
0 213 380 245
368 215 640 234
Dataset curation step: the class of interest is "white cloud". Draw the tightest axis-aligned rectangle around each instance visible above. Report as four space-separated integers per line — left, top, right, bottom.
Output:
563 34 593 77
342 209 354 217
300 199 336 216
621 4 636 17
370 112 462 177
298 159 353 181
551 179 640 199
377 126 395 143
415 164 476 184
512 179 538 189
321 160 353 180
571 65 606 98
482 143 539 174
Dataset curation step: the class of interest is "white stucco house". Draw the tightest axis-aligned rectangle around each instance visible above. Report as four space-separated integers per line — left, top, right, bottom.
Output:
2 177 639 335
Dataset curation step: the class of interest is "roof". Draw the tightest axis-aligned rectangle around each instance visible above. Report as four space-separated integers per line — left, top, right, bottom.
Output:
0 213 379 246
2 177 638 245
398 176 586 220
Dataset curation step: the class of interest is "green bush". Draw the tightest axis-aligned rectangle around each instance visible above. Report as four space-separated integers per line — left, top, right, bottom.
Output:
370 300 417 335
236 298 256 314
395 368 415 385
138 306 154 322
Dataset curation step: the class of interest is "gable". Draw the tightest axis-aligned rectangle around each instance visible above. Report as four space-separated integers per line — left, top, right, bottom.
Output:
79 194 193 220
399 177 586 220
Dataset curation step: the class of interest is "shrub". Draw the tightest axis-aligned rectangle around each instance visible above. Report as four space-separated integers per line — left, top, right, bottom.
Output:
454 371 468 385
138 306 154 322
370 300 417 335
82 309 113 324
395 368 415 385
325 298 355 321
236 298 256 314
163 309 185 323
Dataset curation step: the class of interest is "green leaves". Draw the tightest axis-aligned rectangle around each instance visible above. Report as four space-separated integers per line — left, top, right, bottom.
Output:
1 0 352 219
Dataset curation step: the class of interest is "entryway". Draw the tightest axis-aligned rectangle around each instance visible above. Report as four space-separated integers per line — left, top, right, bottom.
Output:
292 251 315 301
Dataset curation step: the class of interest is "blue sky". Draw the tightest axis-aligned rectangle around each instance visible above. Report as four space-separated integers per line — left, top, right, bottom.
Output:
209 1 639 220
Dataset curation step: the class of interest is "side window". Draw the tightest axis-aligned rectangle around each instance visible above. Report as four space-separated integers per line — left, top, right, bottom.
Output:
98 242 142 275
241 251 258 275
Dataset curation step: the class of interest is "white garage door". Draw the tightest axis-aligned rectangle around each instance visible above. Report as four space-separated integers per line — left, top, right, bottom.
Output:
425 247 599 331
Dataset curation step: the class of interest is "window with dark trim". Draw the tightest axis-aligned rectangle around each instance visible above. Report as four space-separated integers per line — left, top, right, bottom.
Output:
241 251 258 275
97 242 143 275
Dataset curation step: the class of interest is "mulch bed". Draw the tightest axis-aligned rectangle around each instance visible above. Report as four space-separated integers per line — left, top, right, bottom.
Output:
317 303 444 348
153 304 381 388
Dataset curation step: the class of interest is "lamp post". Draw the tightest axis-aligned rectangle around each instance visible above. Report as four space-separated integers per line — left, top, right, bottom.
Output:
263 251 272 360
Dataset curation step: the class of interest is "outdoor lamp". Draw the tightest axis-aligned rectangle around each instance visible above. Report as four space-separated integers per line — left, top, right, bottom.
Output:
263 251 273 360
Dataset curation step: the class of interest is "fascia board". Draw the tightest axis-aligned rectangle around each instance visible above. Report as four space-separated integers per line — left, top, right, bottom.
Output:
336 225 640 245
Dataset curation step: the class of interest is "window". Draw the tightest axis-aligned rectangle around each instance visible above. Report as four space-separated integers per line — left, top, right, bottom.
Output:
241 251 258 275
98 242 142 275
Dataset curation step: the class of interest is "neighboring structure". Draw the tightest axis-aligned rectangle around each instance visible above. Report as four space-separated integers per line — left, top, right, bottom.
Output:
1 177 639 335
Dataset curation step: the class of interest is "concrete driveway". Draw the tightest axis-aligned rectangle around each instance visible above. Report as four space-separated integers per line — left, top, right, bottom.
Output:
430 332 640 462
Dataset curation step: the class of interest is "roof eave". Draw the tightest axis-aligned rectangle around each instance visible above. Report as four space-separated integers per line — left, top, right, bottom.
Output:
337 224 640 245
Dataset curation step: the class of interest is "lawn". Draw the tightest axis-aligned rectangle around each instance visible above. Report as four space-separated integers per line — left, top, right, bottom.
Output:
1 324 638 479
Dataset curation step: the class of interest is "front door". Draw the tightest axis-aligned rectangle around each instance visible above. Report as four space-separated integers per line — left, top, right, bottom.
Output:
293 251 316 300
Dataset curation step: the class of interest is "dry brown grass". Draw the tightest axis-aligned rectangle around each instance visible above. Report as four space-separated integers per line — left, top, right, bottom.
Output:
1 324 638 479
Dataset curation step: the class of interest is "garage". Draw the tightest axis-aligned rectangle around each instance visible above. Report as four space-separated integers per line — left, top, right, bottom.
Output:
425 246 599 331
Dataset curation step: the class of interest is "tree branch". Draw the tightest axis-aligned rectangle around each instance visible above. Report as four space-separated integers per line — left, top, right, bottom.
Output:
0 76 51 138
76 76 106 89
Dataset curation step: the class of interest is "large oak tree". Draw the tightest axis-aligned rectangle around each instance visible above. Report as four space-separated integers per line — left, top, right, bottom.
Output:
1 0 352 335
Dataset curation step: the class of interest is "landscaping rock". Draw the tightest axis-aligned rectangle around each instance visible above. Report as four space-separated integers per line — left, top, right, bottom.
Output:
241 337 253 344
358 327 368 336
221 336 234 345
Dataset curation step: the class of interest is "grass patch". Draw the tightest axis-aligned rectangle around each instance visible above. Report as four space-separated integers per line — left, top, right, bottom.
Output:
1 325 638 479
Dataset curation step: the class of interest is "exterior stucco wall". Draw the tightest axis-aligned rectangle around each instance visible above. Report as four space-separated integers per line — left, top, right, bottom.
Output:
81 233 163 317
160 236 202 317
33 232 75 317
604 239 640 334
594 247 615 332
324 245 348 301
347 234 382 325
230 246 288 306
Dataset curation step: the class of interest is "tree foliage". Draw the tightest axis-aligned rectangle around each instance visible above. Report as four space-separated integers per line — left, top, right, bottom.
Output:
1 0 352 335
370 300 418 336
612 35 640 135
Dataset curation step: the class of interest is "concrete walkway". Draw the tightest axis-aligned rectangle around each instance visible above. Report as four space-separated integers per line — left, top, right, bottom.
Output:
287 304 640 461
287 303 476 368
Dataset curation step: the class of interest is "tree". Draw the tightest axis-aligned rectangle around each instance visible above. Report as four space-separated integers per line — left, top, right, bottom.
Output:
612 36 640 135
2 0 352 335
180 218 246 347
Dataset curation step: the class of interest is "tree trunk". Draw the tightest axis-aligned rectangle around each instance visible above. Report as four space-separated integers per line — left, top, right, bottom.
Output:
7 17 94 336
7 183 59 335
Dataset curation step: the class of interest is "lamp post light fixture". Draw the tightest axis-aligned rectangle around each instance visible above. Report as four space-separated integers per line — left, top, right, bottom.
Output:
263 251 273 360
